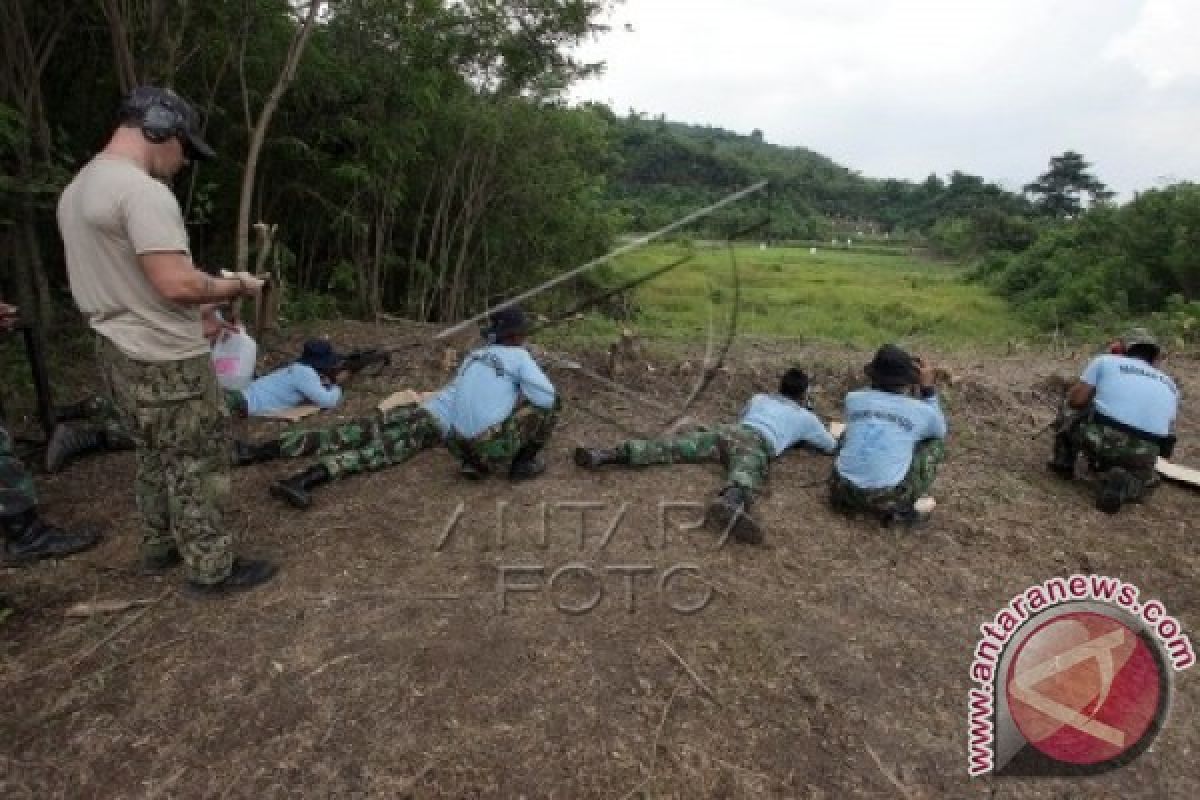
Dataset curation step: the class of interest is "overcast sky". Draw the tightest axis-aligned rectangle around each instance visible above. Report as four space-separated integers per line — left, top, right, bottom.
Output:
569 0 1200 198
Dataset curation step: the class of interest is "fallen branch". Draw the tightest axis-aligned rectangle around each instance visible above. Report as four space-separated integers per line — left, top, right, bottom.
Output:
395 760 435 798
9 589 171 686
865 743 915 800
619 684 680 800
64 598 158 618
301 652 356 683
656 636 718 705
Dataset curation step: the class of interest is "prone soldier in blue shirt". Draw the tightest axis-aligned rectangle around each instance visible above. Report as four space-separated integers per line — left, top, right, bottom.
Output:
574 368 837 544
231 306 559 509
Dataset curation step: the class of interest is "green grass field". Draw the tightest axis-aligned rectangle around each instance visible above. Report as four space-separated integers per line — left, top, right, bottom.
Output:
547 242 1031 349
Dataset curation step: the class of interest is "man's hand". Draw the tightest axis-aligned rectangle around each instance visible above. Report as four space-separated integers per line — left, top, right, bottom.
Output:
201 305 237 344
0 301 19 333
219 270 266 296
916 356 936 389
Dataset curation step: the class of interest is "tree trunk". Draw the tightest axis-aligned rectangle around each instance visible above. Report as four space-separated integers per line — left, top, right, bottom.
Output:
234 0 322 271
100 0 138 93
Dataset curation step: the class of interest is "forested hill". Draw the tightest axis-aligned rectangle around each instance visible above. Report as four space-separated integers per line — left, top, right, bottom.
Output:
603 113 1030 239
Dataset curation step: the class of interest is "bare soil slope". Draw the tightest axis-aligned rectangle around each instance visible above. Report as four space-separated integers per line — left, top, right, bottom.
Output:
2 321 1197 799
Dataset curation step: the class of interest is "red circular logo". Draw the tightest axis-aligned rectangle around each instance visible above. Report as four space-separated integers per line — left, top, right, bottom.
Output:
1006 611 1165 766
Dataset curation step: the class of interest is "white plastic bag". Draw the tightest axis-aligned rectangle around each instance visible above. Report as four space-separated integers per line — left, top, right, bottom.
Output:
211 325 258 390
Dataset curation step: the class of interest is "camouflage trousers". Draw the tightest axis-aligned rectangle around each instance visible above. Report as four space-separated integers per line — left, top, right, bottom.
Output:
97 336 234 584
617 423 772 495
223 389 248 418
830 438 945 516
1054 408 1160 503
279 405 444 479
446 400 560 474
0 421 36 518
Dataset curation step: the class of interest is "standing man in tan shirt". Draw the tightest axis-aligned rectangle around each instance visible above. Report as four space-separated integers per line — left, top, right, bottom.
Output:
57 86 276 595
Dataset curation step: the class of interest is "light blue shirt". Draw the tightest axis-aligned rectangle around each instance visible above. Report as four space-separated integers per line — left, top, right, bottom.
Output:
739 394 837 457
441 345 556 438
1081 354 1178 437
419 386 456 437
836 389 947 490
241 364 343 416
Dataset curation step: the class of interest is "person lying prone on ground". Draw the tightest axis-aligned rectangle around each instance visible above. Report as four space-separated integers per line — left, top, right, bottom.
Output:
231 304 559 509
574 368 837 544
45 338 350 473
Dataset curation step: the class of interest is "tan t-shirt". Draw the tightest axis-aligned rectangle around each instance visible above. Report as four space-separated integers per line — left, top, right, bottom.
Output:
58 154 208 362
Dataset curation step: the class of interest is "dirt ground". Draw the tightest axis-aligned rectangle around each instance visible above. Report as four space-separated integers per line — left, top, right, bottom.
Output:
2 320 1197 799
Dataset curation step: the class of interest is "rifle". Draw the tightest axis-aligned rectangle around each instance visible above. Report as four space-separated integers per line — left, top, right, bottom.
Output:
340 348 392 377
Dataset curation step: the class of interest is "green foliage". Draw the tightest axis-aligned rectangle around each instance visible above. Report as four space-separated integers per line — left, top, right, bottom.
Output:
928 210 1039 258
281 287 340 323
1024 150 1114 218
604 118 1036 246
983 183 1200 332
8 0 616 324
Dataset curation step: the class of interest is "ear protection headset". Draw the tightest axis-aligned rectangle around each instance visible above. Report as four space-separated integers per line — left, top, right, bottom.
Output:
139 101 186 144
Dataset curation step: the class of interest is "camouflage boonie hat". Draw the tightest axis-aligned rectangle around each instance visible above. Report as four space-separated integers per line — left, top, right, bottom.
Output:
1121 327 1160 351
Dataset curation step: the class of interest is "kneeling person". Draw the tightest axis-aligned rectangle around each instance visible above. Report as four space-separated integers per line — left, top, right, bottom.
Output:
830 345 947 526
1047 328 1178 513
254 305 558 508
575 368 836 544
443 306 558 481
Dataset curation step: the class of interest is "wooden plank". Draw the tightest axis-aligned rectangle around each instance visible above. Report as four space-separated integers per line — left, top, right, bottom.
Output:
259 404 321 422
1157 457 1200 488
377 389 435 413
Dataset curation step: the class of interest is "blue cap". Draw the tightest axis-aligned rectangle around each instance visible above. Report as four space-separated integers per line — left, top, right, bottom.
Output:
297 339 343 371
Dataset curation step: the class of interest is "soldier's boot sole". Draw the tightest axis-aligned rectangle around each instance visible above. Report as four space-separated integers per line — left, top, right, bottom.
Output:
3 524 102 565
185 559 278 598
270 481 313 509
1097 468 1129 514
139 548 183 575
706 496 763 545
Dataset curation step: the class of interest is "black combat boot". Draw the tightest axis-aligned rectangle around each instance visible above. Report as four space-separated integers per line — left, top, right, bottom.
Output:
44 424 106 473
573 446 628 469
140 548 183 575
509 445 546 481
53 398 97 423
185 558 278 597
269 464 332 509
1096 467 1132 514
706 486 763 544
45 424 134 473
1046 434 1077 478
2 508 102 564
232 438 282 467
